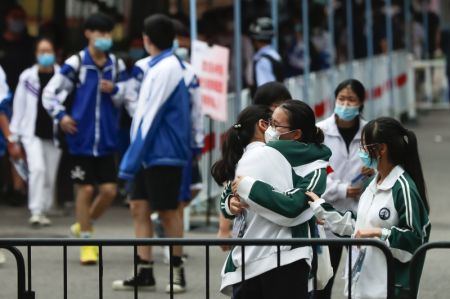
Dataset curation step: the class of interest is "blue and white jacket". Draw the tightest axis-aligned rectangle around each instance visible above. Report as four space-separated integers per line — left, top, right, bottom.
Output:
119 50 200 180
43 47 129 156
0 65 12 156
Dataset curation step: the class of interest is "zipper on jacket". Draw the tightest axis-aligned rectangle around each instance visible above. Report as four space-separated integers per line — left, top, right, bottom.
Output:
93 70 102 156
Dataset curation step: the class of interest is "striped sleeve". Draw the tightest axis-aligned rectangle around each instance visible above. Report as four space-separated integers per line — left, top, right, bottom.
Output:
219 182 236 220
310 199 355 237
387 175 431 263
236 168 327 226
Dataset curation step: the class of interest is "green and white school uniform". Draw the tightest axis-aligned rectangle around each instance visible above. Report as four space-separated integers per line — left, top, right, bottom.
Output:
220 140 331 296
310 165 431 299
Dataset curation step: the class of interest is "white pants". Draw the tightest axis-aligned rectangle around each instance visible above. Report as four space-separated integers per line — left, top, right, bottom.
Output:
22 136 61 216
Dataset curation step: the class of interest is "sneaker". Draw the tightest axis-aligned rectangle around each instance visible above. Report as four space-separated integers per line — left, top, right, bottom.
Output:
165 264 186 294
70 222 94 237
29 215 41 227
163 247 188 264
80 246 98 265
112 263 156 291
39 215 51 226
0 250 5 264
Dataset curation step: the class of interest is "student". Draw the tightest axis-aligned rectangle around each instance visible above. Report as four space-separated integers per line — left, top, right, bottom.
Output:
218 100 331 298
315 79 373 299
114 14 193 294
307 117 431 299
43 13 129 265
217 81 292 251
249 17 284 95
10 38 61 226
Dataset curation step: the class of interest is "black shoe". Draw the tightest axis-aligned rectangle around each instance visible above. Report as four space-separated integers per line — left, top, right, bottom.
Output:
112 263 156 291
165 264 186 293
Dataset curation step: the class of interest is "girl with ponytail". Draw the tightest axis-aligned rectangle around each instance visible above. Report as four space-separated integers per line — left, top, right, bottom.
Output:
306 117 430 299
220 100 332 298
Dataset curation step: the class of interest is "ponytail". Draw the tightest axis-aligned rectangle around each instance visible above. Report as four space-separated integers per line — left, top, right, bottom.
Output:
211 105 271 185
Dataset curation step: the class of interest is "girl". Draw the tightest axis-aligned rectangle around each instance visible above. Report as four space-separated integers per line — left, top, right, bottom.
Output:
10 38 62 226
316 79 373 298
218 100 331 298
307 117 431 299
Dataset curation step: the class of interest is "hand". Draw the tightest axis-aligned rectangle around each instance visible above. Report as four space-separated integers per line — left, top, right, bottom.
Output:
7 142 23 160
229 196 249 215
60 115 77 134
347 186 362 199
100 80 115 94
217 226 232 251
354 228 381 239
361 166 375 177
305 191 320 203
231 176 244 195
316 218 325 225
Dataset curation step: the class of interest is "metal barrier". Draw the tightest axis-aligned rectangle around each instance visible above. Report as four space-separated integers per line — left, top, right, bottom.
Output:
409 241 450 299
413 59 449 110
0 238 395 299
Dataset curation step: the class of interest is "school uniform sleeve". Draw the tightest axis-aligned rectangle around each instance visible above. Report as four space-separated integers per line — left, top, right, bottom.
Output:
188 74 204 151
386 177 431 263
322 171 349 204
219 182 236 220
236 168 327 227
124 63 145 117
9 71 28 136
309 199 356 237
255 57 275 86
110 58 129 108
42 55 78 120
0 66 11 115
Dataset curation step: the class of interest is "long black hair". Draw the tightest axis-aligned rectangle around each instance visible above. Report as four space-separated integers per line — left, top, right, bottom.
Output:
211 105 271 185
334 79 366 112
362 117 429 212
278 100 324 145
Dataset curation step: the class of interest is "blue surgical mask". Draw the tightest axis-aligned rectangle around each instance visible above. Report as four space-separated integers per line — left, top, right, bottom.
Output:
37 53 55 67
334 104 360 121
94 37 113 52
358 149 378 169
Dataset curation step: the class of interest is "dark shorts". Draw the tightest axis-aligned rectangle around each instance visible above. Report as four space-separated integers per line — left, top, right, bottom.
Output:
131 166 183 211
70 155 117 185
179 158 203 202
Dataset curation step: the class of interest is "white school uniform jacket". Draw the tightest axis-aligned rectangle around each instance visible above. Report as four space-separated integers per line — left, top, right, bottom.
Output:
316 114 367 214
310 165 431 299
10 64 61 138
219 141 331 296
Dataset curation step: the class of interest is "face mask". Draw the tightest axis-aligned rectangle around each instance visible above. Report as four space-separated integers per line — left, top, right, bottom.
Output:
264 126 294 143
334 104 360 121
37 53 55 67
94 37 113 52
175 47 189 61
8 19 25 34
358 149 378 169
129 48 145 60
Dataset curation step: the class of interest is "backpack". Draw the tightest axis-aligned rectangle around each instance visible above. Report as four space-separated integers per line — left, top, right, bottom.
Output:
251 53 285 96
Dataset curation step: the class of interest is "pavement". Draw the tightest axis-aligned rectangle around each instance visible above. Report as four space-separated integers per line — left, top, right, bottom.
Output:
0 109 450 299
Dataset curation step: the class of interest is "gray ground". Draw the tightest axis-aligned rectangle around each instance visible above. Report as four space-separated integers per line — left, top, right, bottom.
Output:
1 110 449 299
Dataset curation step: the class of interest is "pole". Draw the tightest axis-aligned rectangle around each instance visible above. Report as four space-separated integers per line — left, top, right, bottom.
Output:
189 0 197 43
346 0 354 77
404 0 412 53
386 0 395 114
302 0 310 101
328 0 336 103
365 0 374 118
422 1 430 60
271 0 279 51
234 0 242 115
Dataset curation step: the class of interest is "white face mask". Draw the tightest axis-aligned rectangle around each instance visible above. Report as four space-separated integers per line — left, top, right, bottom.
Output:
264 126 294 143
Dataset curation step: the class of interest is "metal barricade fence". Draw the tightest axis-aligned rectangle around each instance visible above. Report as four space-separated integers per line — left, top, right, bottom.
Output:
0 238 395 299
409 241 450 299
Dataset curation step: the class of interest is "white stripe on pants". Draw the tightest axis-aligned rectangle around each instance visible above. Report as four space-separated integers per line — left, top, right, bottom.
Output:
22 136 61 216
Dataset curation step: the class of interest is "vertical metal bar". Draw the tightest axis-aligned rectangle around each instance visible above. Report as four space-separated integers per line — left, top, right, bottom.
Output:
365 0 375 118
234 0 242 116
271 0 279 51
98 246 103 299
27 246 31 292
133 245 138 299
404 0 412 53
189 0 197 43
422 1 430 60
346 0 354 77
63 246 67 299
386 0 395 114
328 0 336 104
205 246 210 299
241 246 245 282
348 246 352 299
277 245 280 267
302 0 310 101
169 245 174 299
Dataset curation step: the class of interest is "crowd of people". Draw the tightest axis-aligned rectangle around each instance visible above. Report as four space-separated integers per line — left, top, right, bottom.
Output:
0 2 434 298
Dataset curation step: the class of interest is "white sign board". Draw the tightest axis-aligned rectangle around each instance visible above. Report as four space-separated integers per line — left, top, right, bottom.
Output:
191 40 229 122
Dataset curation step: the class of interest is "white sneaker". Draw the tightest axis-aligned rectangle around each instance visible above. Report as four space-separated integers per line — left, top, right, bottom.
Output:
165 265 186 294
29 215 41 226
0 250 5 264
39 215 52 226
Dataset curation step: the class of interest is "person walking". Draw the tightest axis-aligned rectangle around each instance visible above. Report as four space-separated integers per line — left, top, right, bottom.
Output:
43 13 129 265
